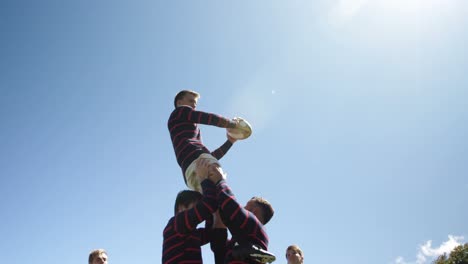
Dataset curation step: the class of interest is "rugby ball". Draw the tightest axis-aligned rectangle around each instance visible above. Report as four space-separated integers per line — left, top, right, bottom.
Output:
227 117 252 140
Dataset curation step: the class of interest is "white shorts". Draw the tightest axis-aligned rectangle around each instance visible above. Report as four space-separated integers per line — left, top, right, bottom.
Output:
185 153 220 192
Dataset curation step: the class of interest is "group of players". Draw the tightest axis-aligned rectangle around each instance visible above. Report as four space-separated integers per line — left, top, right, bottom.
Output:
87 244 303 264
163 90 277 264
87 90 304 264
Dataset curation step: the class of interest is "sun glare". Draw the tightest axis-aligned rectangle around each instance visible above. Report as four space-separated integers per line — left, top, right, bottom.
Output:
376 0 456 17
328 0 459 27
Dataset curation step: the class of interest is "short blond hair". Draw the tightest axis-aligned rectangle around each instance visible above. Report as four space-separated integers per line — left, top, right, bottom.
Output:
88 249 107 264
286 244 303 258
174 90 200 108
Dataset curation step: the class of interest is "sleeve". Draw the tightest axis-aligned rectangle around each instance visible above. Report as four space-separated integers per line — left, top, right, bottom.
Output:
174 106 236 128
215 180 258 236
173 180 218 234
211 140 233 160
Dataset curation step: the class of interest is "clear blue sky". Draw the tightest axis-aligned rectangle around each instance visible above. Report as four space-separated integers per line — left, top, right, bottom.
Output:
1 1 467 263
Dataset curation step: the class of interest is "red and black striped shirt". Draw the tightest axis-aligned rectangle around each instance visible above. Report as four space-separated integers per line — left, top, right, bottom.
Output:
162 180 218 264
168 106 236 183
216 180 270 264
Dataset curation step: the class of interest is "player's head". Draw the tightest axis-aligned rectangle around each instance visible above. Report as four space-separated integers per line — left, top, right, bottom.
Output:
174 190 202 214
245 196 274 225
88 249 108 264
174 90 200 109
286 245 304 264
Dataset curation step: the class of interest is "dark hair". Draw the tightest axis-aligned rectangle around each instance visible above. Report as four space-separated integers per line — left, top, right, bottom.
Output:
251 197 274 225
174 190 202 214
174 90 200 108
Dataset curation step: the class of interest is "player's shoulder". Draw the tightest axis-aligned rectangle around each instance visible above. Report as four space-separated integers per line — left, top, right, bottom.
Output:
169 106 190 118
163 217 176 234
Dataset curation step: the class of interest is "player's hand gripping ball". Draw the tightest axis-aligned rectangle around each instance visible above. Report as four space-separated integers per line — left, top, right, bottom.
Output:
227 117 252 140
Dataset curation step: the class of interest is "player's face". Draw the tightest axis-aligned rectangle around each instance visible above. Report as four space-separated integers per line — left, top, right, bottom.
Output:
286 249 303 264
178 94 198 109
244 200 256 212
91 253 108 264
245 200 263 222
